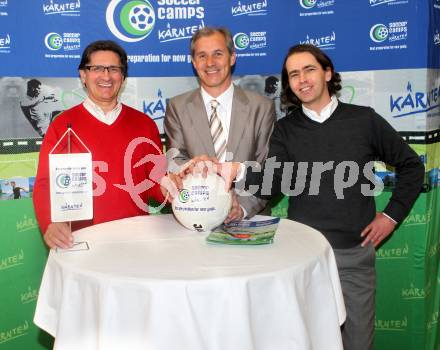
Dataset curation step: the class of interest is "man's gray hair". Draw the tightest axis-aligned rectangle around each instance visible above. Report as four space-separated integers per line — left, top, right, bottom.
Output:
190 26 235 57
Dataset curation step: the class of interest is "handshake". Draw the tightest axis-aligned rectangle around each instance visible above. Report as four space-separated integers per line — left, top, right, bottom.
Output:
160 156 243 223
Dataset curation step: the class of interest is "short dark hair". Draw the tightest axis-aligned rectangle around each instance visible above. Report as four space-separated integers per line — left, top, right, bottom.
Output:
190 26 235 58
27 79 41 89
26 79 41 97
280 44 341 108
78 40 128 78
264 76 279 94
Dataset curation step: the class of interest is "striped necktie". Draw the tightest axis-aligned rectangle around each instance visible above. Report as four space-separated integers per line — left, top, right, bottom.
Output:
209 99 227 160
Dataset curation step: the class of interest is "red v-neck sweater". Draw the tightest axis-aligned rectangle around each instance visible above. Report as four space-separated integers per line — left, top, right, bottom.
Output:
33 103 166 233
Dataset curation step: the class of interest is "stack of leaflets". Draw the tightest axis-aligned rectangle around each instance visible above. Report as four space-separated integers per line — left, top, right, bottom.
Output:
206 217 280 245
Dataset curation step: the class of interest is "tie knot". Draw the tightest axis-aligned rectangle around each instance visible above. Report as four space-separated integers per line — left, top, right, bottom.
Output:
211 99 218 110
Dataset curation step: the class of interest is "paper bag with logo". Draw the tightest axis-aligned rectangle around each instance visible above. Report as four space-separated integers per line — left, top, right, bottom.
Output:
49 128 93 222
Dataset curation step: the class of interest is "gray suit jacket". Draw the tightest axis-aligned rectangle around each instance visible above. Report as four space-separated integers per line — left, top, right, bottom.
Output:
164 84 275 218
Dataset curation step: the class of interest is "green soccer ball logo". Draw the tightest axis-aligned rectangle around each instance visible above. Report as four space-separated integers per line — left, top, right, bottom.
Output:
120 1 155 36
370 24 388 43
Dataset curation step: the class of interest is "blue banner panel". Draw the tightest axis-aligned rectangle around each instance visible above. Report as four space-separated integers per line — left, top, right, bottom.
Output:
0 0 433 77
287 0 428 72
430 0 440 68
0 0 291 77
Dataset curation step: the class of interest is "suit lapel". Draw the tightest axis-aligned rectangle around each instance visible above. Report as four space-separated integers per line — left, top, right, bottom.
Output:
228 86 249 158
187 90 216 156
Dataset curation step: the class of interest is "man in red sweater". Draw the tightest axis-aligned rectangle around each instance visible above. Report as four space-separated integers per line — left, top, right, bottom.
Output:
33 40 166 249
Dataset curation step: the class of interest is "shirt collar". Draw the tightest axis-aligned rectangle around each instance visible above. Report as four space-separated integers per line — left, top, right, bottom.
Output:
302 95 338 123
83 97 122 125
200 83 234 110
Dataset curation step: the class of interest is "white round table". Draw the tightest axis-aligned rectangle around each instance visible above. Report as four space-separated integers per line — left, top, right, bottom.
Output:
34 214 346 350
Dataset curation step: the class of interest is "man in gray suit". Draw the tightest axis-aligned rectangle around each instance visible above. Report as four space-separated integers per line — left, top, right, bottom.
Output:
164 26 275 221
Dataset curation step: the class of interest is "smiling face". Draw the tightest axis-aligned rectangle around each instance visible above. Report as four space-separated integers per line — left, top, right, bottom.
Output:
79 50 124 112
192 32 236 97
285 51 332 113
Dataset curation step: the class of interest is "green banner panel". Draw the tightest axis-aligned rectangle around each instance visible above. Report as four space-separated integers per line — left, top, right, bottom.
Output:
375 191 427 349
374 140 439 350
0 199 53 350
270 141 440 350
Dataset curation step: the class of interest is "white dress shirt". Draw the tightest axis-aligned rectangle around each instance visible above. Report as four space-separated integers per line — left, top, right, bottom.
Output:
200 84 234 162
83 97 122 125
200 84 249 217
302 95 338 123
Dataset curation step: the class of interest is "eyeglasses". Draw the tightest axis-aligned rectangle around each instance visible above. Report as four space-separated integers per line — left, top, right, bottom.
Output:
84 65 123 74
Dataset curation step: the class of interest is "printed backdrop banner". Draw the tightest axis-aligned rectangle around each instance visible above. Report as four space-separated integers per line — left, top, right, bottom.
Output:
0 1 439 350
0 69 437 141
0 200 53 350
374 142 440 350
0 0 438 77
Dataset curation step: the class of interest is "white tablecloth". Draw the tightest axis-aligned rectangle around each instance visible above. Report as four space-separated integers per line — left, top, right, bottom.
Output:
34 215 346 350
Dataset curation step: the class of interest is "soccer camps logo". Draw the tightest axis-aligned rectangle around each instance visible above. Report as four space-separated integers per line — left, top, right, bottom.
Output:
56 174 71 188
233 31 267 51
106 0 155 42
300 0 317 9
178 189 190 203
369 24 388 43
233 33 250 50
45 32 63 50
